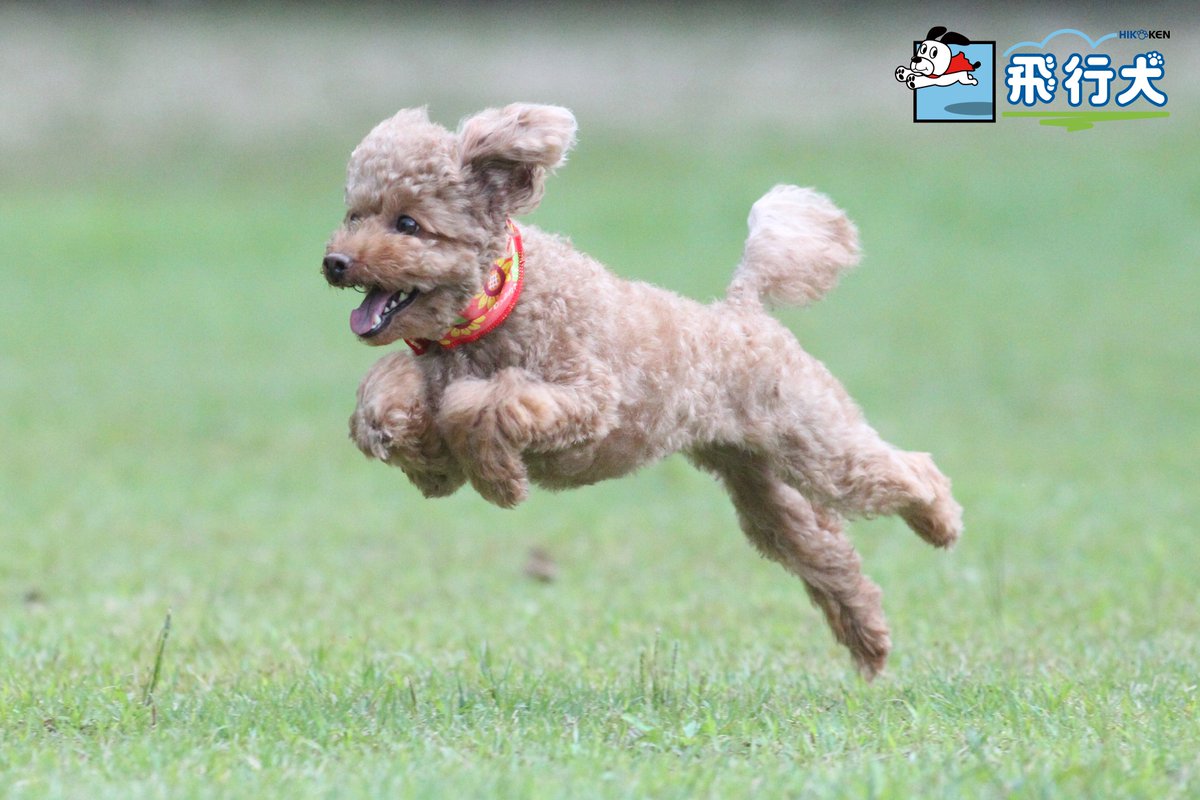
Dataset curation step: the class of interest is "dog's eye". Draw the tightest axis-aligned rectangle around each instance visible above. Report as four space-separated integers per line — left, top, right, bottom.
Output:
395 215 420 236
930 46 938 59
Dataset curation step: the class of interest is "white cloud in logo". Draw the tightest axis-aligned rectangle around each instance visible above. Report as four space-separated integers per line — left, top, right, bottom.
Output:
1003 28 1118 57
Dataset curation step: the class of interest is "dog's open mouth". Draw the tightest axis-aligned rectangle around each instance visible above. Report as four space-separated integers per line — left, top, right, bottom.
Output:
350 287 419 338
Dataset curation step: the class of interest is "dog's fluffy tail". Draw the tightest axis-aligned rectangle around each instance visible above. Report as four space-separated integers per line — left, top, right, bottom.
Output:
726 185 860 309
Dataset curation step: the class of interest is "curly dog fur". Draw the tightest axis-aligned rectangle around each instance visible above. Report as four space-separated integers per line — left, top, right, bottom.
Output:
323 104 962 678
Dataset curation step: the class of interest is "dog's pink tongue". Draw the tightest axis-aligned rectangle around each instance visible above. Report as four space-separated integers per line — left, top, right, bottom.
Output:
350 289 392 336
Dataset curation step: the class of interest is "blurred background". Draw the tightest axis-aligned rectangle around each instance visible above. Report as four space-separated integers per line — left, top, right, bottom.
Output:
1 0 1196 690
7 5 1198 163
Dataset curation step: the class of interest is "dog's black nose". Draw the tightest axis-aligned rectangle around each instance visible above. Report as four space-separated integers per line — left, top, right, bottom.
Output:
323 252 351 285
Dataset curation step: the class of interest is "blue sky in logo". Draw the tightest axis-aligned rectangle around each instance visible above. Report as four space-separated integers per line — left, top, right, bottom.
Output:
915 43 995 121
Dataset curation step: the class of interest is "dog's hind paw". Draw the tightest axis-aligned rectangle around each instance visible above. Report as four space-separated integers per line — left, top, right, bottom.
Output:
901 486 963 549
898 452 963 548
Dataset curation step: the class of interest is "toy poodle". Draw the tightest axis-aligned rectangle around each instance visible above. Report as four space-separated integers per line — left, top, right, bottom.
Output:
322 104 962 678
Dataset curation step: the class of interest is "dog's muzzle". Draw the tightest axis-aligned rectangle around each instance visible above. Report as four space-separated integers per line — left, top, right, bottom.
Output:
323 252 352 286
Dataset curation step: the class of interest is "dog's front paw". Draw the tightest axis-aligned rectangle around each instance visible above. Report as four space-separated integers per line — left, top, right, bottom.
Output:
895 66 911 82
349 402 418 463
351 352 465 494
906 75 917 89
468 455 530 509
350 364 430 465
350 404 395 462
350 403 466 495
400 466 467 499
440 375 538 508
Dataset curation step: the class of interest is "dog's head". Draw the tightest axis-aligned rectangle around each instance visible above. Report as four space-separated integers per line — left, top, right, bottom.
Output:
323 104 577 345
909 26 970 76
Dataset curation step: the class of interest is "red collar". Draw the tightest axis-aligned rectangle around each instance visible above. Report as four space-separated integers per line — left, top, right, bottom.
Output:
405 219 524 355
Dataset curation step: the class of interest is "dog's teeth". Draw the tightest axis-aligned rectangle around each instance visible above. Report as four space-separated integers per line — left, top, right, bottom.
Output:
383 291 409 315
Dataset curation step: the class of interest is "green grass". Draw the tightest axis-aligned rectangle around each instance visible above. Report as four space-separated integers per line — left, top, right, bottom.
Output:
3 31 1199 798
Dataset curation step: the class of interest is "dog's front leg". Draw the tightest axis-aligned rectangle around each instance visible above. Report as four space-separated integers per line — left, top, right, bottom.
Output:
438 367 611 508
350 352 466 498
909 75 941 89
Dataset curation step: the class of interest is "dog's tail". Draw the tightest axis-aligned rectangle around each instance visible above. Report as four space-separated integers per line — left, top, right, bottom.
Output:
726 185 860 309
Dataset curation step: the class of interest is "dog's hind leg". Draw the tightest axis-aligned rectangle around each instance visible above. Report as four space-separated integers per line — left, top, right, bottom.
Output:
689 445 891 679
768 409 962 549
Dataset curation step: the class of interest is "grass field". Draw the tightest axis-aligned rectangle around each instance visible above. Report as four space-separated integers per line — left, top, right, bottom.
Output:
2 8 1199 799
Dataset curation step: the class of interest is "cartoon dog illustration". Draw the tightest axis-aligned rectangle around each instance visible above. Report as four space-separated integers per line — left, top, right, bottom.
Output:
895 26 980 89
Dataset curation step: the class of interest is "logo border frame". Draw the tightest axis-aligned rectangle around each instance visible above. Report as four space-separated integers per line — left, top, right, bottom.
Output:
911 40 998 124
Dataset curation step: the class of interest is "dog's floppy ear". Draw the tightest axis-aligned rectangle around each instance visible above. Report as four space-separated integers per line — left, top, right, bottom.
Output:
939 30 971 45
925 26 947 41
458 103 577 216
